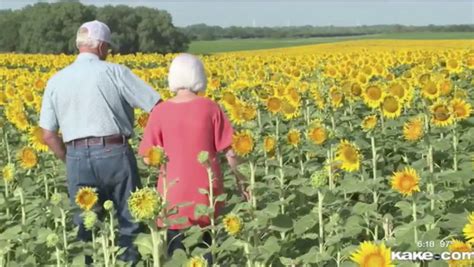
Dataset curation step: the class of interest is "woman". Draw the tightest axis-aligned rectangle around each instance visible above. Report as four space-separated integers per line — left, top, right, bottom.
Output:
138 53 248 263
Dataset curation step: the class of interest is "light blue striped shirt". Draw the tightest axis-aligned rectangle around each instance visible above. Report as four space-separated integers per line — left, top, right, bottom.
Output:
39 53 160 142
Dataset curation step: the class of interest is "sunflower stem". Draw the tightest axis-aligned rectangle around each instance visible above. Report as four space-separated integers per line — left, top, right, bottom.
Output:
249 161 256 209
55 246 61 267
257 108 262 133
148 224 161 267
206 167 216 258
318 189 324 254
60 208 68 256
18 189 26 225
92 231 97 264
108 210 116 266
101 233 110 267
327 149 334 190
452 126 458 171
4 179 10 217
412 200 418 244
370 135 379 240
43 174 49 200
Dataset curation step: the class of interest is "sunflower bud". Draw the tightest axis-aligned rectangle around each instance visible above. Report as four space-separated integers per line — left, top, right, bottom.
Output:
128 188 162 222
103 200 114 211
197 151 209 164
50 193 62 206
46 233 59 248
147 146 167 167
310 170 327 189
186 255 208 267
82 211 97 230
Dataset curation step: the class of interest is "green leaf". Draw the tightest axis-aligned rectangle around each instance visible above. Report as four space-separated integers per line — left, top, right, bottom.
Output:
294 214 317 236
133 233 153 256
395 201 412 217
352 202 376 215
198 188 209 195
270 214 293 232
0 225 22 240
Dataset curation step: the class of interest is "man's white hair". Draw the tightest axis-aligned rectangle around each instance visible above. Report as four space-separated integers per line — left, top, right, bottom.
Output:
168 53 207 93
76 27 99 49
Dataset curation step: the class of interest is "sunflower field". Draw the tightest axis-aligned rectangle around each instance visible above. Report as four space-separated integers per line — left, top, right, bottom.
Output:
0 40 474 267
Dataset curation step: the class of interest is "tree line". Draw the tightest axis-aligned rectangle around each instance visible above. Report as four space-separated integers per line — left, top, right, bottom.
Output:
181 24 474 40
0 2 189 54
0 2 472 54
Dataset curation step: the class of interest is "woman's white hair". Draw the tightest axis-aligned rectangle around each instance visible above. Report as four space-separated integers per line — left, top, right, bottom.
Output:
76 27 99 49
168 53 207 92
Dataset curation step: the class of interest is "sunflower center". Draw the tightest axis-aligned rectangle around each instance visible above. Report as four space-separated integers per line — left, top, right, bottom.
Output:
363 253 385 267
389 84 405 98
342 147 358 163
434 106 450 121
351 84 362 97
454 105 467 117
366 86 381 100
383 97 399 113
268 98 281 112
424 82 437 95
401 176 415 190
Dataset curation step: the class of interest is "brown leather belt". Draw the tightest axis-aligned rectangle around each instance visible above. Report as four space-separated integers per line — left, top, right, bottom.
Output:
66 135 127 147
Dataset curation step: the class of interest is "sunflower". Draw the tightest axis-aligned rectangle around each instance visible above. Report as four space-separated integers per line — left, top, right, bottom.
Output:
222 91 236 106
227 102 246 125
2 163 15 183
186 255 208 267
439 80 452 96
17 147 38 169
329 87 344 108
363 85 384 109
81 210 98 231
448 239 473 267
28 126 48 152
430 101 454 127
266 96 282 114
463 212 474 243
136 112 149 129
390 167 420 196
351 241 394 267
335 140 361 172
361 115 377 131
223 214 243 236
281 100 300 120
263 135 276 154
403 117 424 141
421 80 439 100
307 124 327 145
381 95 402 119
146 146 167 167
287 129 301 147
242 104 257 121
451 98 472 120
446 58 462 73
75 187 98 211
128 187 162 222
232 131 254 157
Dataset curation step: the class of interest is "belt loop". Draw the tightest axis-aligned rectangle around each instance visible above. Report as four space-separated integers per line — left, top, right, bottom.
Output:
122 135 125 144
101 137 105 146
72 140 76 148
86 138 89 148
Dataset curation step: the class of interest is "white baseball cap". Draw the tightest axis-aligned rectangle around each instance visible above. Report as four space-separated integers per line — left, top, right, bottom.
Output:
78 20 115 47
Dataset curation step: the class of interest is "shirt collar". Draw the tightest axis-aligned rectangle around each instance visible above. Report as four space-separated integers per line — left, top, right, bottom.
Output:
76 52 100 62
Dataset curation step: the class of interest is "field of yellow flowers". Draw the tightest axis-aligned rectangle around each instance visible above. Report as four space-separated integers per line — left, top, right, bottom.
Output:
0 40 473 267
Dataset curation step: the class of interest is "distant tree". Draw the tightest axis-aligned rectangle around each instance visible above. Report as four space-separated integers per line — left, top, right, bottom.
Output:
0 10 22 52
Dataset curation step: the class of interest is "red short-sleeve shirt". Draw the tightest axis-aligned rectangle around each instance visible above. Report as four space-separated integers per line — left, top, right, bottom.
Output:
139 97 234 229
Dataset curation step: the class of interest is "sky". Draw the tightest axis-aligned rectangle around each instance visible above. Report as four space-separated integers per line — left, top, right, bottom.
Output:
0 0 473 27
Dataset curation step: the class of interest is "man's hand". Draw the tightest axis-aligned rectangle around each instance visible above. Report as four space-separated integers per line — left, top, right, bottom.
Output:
42 129 66 163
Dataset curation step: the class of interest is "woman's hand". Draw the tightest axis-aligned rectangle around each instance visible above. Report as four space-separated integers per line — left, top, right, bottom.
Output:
225 148 250 201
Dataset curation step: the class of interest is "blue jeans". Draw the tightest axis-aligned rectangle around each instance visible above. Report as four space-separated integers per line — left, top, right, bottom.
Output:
66 142 142 265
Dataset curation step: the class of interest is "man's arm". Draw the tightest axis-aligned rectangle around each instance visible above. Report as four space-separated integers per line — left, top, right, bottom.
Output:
42 129 66 163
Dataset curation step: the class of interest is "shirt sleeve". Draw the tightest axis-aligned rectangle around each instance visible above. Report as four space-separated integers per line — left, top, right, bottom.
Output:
213 106 234 152
119 66 161 112
138 108 163 157
39 84 59 132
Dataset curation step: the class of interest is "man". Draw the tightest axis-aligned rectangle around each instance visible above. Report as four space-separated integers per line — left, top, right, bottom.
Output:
39 20 160 264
